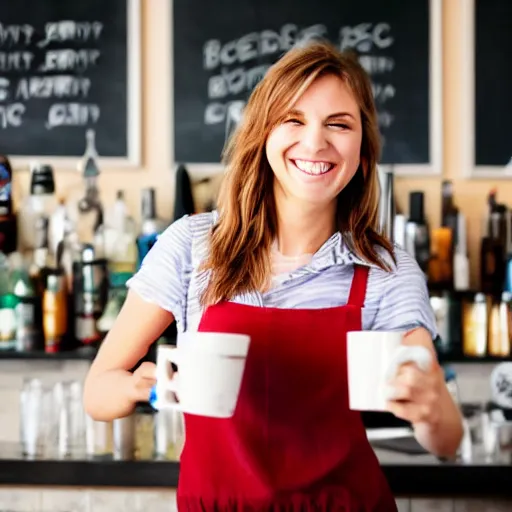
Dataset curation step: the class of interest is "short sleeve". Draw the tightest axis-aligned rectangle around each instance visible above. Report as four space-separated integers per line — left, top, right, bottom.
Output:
370 248 438 340
126 215 192 323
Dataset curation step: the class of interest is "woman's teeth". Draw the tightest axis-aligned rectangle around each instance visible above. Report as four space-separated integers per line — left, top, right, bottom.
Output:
293 159 334 175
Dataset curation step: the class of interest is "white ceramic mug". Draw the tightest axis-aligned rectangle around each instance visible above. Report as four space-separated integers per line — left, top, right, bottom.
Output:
151 332 251 418
346 331 432 411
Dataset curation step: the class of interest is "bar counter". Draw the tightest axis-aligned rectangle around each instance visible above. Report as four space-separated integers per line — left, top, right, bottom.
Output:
0 442 511 499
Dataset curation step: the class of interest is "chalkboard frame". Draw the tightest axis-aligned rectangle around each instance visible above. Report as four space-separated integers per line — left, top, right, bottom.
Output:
171 0 444 177
461 0 512 178
380 0 443 176
10 0 142 169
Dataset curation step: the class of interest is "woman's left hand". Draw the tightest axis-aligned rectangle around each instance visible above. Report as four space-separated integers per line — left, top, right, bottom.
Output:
385 328 444 428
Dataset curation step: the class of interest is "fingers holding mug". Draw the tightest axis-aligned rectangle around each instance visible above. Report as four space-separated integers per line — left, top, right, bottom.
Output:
131 361 157 402
386 359 444 426
386 386 441 425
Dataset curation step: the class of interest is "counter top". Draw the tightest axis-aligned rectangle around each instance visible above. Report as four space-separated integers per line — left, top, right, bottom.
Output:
374 448 512 497
0 443 511 497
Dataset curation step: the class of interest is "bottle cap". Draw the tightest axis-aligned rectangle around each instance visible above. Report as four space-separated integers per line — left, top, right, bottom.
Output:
30 164 55 195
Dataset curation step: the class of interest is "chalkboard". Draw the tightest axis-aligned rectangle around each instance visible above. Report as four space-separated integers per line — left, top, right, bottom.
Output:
173 0 442 174
473 0 512 171
0 0 140 165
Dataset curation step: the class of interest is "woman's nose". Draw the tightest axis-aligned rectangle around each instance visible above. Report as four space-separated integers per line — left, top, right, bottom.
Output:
300 123 329 151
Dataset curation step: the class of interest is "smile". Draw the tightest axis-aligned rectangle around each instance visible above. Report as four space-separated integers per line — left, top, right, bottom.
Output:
291 159 335 176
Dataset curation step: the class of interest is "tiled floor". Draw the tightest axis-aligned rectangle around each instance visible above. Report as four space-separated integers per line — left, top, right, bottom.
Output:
0 488 177 512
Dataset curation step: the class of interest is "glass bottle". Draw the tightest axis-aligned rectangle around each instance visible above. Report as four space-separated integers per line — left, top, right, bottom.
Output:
42 269 68 353
67 130 104 248
17 162 57 253
0 155 17 254
100 190 137 274
0 251 16 350
11 252 43 352
136 188 167 269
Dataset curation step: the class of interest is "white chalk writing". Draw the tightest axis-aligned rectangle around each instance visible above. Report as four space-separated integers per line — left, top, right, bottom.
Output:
378 111 394 128
15 76 91 100
0 103 25 128
200 21 398 146
0 78 9 101
358 55 394 75
207 64 270 99
38 49 100 72
46 103 100 129
0 19 104 131
0 52 34 72
0 23 34 47
204 24 327 70
372 83 396 104
339 23 393 52
38 21 103 48
204 100 244 125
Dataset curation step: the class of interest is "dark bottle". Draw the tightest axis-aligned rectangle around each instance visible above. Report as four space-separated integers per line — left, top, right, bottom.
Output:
136 188 166 269
481 190 507 297
405 191 430 275
441 180 459 240
73 244 108 346
481 214 505 297
0 155 17 254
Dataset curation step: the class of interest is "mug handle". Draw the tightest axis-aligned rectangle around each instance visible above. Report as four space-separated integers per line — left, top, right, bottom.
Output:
385 345 433 381
150 348 182 411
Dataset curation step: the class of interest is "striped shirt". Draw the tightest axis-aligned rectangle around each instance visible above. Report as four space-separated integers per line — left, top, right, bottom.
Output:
127 211 437 339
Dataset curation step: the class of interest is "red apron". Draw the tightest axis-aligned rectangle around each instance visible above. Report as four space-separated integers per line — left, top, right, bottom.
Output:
177 265 397 511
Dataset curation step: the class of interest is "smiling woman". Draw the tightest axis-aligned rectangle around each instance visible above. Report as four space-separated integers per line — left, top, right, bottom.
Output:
84 40 462 512
266 75 362 206
203 43 391 303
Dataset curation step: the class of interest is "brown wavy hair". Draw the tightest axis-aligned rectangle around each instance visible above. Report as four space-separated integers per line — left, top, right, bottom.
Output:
201 41 394 306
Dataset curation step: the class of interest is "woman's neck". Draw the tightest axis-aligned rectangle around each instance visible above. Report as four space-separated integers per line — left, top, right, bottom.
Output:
274 198 337 257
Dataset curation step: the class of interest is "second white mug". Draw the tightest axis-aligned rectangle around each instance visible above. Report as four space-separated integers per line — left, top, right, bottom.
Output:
346 330 432 412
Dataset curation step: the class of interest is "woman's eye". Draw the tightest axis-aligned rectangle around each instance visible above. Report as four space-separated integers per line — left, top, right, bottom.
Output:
285 118 302 125
328 123 350 129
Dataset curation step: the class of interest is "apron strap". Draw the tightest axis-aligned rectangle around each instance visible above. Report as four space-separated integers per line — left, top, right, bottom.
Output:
347 265 370 308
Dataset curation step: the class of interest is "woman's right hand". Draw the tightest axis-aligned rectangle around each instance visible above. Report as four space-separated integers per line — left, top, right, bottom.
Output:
129 361 157 402
84 291 175 421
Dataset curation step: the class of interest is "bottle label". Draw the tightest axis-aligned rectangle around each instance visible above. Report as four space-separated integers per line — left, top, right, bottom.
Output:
0 163 10 194
0 163 12 215
75 315 100 344
0 307 16 345
15 301 41 351
15 301 36 328
73 260 108 315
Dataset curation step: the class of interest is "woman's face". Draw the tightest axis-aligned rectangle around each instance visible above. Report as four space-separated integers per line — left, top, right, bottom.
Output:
266 74 363 209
